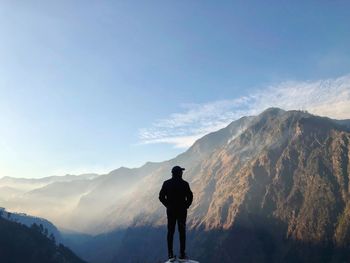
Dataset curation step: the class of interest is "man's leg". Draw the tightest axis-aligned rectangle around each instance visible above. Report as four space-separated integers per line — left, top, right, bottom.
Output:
177 208 187 256
167 208 176 256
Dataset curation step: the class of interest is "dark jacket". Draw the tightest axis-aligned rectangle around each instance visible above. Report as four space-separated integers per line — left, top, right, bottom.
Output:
159 176 193 210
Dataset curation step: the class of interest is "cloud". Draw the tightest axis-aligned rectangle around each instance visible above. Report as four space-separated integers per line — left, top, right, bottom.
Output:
139 74 350 148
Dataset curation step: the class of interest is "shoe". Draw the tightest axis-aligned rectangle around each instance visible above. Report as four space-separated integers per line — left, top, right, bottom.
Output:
178 253 188 262
168 252 176 262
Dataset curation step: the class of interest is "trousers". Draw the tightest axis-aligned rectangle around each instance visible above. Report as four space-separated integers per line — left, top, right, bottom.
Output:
167 208 187 254
166 208 187 255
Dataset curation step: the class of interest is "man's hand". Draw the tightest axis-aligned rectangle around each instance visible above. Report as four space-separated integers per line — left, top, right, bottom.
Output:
159 182 168 207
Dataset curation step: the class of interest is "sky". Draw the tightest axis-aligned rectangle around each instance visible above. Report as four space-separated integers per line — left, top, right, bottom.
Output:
0 1 349 178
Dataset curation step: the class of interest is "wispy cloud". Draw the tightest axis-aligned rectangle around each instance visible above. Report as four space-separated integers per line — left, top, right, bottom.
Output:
139 74 350 148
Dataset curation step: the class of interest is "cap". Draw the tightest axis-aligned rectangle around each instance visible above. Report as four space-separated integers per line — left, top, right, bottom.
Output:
171 166 185 174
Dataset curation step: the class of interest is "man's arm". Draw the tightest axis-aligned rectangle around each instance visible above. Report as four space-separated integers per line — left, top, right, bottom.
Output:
159 182 168 207
185 182 193 209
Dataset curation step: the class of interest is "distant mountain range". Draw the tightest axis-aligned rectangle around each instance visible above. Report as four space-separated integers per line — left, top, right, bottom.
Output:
1 108 350 263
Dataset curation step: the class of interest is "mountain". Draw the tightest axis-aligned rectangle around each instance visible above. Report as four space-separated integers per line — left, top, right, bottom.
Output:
0 114 253 234
2 108 350 263
0 215 85 263
66 165 159 232
0 173 99 192
71 108 350 263
0 186 24 201
69 115 254 233
0 173 102 229
96 115 254 233
335 119 350 129
0 167 166 232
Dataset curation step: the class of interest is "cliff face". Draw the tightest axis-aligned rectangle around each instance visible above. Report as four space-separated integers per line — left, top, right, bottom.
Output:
192 108 350 246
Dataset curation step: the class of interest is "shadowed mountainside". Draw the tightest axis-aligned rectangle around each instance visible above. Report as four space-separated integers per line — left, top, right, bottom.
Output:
0 216 85 263
0 207 63 244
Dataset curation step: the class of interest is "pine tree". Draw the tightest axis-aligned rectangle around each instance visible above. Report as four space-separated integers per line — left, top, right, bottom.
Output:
39 223 44 234
49 233 56 244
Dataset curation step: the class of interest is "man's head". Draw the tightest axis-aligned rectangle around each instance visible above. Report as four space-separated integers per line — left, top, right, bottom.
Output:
171 166 185 178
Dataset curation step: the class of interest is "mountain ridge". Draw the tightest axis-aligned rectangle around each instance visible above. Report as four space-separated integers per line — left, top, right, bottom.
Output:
2 108 350 262
77 107 350 262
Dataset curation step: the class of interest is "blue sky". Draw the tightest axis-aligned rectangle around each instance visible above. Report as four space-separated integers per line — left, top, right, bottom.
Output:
0 1 349 178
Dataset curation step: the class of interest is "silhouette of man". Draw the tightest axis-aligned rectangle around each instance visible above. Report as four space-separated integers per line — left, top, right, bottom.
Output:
159 166 193 262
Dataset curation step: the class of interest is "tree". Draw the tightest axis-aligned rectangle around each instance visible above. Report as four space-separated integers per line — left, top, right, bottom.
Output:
39 223 44 234
44 228 48 236
31 223 40 232
49 233 56 244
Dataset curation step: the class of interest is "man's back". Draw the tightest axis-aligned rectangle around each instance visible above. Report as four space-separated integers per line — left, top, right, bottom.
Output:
159 177 193 210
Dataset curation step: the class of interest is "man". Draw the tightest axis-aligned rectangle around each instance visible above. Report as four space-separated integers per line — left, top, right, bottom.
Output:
159 166 193 262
